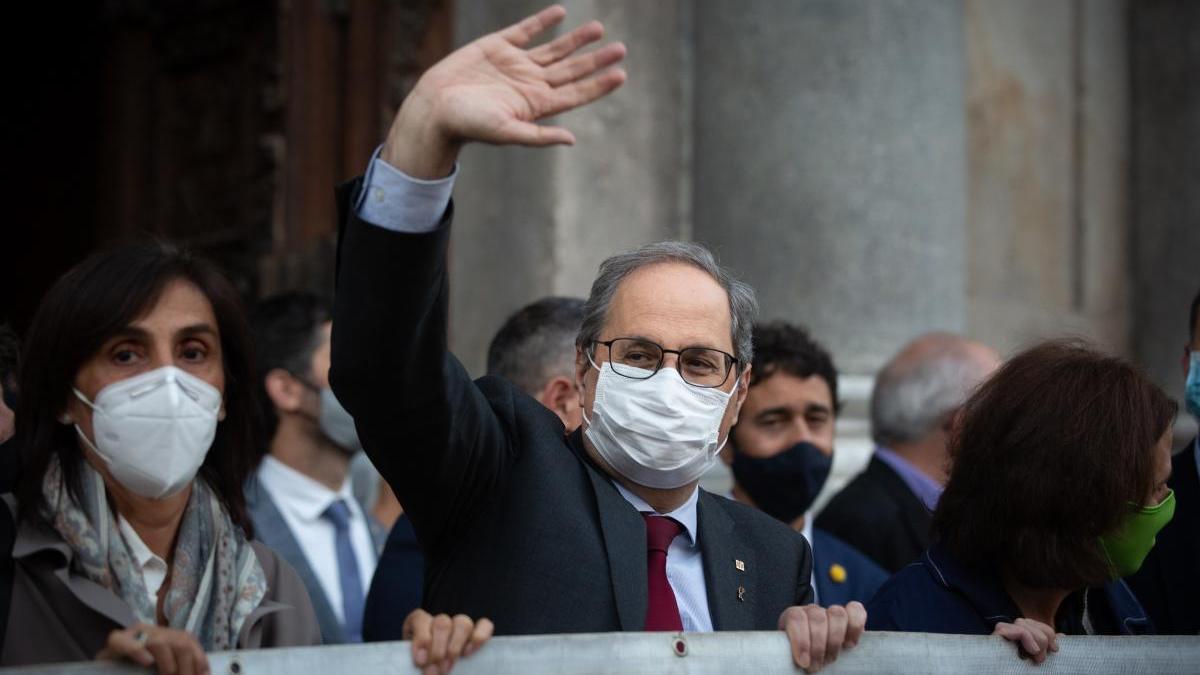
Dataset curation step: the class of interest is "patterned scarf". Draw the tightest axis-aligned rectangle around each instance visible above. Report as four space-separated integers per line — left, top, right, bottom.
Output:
41 457 267 650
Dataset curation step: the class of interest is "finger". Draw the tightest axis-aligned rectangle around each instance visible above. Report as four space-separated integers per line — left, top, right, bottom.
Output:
446 615 474 662
494 120 577 147
499 4 568 48
98 630 155 668
174 641 196 675
807 608 829 672
464 618 494 657
542 67 627 117
782 609 812 670
844 601 867 648
428 614 454 668
544 42 627 87
1017 629 1044 663
408 610 434 667
825 605 848 663
529 20 604 65
146 640 179 675
1016 619 1050 656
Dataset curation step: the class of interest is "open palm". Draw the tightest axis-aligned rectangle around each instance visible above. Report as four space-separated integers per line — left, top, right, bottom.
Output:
415 5 626 148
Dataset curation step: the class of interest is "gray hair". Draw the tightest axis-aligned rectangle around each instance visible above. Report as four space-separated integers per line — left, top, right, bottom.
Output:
870 338 995 446
576 241 758 367
487 296 586 396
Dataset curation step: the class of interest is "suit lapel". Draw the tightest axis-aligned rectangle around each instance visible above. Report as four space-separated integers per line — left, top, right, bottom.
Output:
248 482 347 643
697 493 756 630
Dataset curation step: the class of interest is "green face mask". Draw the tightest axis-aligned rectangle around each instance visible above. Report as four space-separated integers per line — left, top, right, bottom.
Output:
1100 490 1176 578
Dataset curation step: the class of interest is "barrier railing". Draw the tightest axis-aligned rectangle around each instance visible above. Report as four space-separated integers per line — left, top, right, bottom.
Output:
10 631 1200 674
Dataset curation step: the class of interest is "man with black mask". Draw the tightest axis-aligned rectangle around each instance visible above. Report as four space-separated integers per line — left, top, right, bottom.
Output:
723 321 887 607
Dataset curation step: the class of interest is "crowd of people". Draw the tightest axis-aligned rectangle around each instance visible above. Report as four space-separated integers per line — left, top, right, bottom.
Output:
0 5 1196 674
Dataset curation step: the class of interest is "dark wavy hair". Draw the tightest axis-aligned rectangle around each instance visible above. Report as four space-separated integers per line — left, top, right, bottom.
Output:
932 339 1175 589
749 321 841 413
16 241 259 535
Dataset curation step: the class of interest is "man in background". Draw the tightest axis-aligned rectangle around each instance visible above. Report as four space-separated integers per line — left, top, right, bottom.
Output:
724 321 887 606
364 295 585 640
486 296 587 432
817 332 1000 572
1128 289 1200 634
247 292 388 643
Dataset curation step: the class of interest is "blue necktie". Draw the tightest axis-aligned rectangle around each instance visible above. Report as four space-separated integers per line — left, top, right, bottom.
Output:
323 500 364 642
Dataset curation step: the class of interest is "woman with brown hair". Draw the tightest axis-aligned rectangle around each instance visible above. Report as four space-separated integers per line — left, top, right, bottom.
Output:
0 243 492 674
867 340 1175 662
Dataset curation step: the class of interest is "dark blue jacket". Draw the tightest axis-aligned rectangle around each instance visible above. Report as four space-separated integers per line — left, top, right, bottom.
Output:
811 528 888 607
362 515 424 642
867 543 1154 635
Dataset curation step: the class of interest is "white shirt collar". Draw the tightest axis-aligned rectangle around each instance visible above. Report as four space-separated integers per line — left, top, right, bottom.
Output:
612 480 700 547
800 511 814 549
257 455 356 523
117 515 166 570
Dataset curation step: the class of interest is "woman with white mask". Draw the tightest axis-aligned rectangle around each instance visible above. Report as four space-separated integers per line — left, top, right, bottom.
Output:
0 242 324 672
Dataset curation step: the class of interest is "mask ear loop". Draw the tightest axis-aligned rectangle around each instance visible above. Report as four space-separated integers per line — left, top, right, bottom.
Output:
580 345 605 429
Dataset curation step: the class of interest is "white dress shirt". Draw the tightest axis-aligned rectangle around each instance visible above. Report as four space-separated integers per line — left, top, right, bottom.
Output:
256 456 377 622
118 515 169 611
612 482 713 632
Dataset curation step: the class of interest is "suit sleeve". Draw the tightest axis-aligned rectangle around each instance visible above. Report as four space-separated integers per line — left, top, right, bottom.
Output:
329 178 514 559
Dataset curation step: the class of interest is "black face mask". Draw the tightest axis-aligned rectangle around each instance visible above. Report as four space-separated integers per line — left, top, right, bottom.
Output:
731 440 833 524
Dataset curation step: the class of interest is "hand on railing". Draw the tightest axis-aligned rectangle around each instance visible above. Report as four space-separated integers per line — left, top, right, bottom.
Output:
96 623 210 675
778 601 867 672
992 618 1060 665
402 609 494 675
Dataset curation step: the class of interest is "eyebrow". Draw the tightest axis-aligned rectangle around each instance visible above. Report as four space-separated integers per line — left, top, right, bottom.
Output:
113 323 218 341
618 334 732 353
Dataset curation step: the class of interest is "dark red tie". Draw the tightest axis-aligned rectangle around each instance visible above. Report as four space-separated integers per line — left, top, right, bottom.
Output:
642 513 685 631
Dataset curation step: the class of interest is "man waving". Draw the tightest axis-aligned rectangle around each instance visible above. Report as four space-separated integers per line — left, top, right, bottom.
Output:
331 6 867 671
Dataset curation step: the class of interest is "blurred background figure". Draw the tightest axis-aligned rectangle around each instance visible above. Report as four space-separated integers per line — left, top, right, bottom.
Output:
247 292 384 644
3 243 319 671
1128 289 1200 635
723 321 887 607
363 295 585 641
486 296 587 433
817 333 1000 573
869 340 1174 645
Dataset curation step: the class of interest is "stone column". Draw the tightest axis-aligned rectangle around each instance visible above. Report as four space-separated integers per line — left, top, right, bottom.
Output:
692 0 970 377
691 0 969 500
1130 0 1200 445
448 0 693 375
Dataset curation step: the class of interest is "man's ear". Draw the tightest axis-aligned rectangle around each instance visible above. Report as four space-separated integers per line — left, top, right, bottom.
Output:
574 345 590 405
729 365 752 426
538 376 577 426
264 369 305 413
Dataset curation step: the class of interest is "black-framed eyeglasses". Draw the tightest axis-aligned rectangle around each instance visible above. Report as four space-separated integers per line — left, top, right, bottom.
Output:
589 337 738 389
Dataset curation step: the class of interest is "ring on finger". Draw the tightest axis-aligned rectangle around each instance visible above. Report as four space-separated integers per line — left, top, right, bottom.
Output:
133 629 149 646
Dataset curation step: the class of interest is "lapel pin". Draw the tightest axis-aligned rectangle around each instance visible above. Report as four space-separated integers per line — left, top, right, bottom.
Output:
735 559 745 572
829 563 848 584
737 586 746 602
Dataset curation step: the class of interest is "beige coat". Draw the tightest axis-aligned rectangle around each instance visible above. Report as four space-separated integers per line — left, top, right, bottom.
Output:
0 508 322 668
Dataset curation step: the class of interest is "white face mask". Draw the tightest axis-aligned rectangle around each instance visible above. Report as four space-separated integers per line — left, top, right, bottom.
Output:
72 366 222 499
583 361 734 490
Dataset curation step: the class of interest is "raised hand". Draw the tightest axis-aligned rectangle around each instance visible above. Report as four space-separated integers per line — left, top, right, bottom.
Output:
382 4 627 179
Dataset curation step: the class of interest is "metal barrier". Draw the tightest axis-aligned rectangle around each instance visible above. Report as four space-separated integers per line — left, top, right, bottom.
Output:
9 631 1200 674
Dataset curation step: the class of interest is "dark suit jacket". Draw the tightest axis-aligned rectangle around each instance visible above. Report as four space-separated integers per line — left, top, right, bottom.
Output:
811 528 888 607
329 181 815 634
245 478 385 644
362 515 423 642
816 455 932 573
868 544 1153 636
1126 438 1199 635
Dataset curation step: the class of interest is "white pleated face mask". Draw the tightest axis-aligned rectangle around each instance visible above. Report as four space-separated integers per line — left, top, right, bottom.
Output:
583 361 734 489
72 365 222 499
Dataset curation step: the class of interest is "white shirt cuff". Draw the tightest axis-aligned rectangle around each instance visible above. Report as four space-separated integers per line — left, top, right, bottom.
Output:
354 146 457 233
